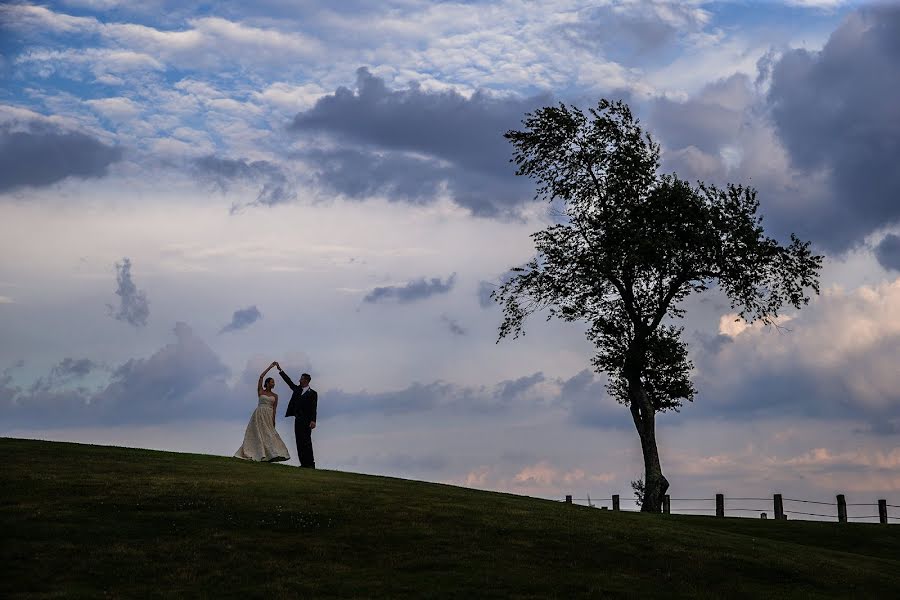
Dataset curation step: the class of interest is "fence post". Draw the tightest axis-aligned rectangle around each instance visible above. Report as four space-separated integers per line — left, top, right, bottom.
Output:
565 495 572 504
878 499 887 524
774 494 784 520
837 494 847 523
663 495 670 514
612 494 620 511
716 494 724 517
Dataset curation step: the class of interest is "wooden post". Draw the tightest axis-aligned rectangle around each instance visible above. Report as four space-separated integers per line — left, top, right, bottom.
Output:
716 494 724 517
612 494 620 511
565 495 572 504
663 495 670 514
878 499 887 524
837 494 847 523
774 494 784 520
761 513 767 519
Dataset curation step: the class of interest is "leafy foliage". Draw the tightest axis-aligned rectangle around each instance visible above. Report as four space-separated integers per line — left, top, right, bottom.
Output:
631 477 645 508
493 99 822 511
494 100 822 412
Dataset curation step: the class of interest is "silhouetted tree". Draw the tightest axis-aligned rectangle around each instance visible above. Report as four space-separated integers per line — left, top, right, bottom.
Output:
494 100 821 512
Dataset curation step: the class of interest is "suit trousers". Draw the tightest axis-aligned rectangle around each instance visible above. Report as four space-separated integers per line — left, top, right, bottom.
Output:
294 418 315 468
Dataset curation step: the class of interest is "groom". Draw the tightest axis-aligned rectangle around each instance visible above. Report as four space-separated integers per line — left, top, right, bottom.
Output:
275 362 318 468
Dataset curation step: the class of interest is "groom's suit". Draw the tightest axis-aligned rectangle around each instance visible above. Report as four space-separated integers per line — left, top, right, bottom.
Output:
280 370 318 468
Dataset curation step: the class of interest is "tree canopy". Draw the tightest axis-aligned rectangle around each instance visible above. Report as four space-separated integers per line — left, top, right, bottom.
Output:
494 99 822 511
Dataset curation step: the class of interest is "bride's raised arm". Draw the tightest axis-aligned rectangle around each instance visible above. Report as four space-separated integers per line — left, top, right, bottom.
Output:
257 362 275 396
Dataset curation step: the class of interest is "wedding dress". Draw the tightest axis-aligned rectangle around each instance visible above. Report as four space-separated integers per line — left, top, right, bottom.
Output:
234 395 290 462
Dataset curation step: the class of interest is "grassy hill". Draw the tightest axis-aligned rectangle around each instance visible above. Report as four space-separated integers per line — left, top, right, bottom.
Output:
2 438 898 599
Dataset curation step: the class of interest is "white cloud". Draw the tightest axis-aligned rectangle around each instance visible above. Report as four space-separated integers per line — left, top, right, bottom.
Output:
61 0 127 9
0 4 98 33
252 82 327 112
86 97 142 121
149 136 214 157
786 0 849 9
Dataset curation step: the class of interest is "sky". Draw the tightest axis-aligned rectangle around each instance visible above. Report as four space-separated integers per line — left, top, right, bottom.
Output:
2 0 900 518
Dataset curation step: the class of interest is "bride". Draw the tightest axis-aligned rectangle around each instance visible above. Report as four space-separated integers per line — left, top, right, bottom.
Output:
234 362 290 462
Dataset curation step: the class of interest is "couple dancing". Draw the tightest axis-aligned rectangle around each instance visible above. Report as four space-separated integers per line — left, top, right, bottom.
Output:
234 361 318 468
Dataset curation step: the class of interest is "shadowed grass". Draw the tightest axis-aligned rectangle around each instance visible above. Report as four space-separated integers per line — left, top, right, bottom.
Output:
2 437 898 598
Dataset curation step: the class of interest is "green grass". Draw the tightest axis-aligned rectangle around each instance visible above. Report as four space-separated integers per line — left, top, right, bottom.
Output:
2 437 898 599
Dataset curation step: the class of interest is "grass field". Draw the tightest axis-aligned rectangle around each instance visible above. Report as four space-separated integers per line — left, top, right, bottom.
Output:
2 437 899 598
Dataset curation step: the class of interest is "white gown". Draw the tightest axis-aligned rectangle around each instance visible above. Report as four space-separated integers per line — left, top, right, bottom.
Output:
234 395 290 462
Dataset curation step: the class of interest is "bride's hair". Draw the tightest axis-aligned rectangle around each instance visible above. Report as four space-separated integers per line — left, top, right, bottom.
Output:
264 377 275 389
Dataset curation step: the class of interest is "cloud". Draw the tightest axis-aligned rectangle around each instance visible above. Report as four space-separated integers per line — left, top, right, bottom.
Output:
192 155 295 210
874 234 900 272
321 369 616 423
495 372 544 402
690 278 900 427
441 315 466 336
0 5 322 71
0 121 121 193
15 48 165 79
94 322 232 422
556 2 712 64
291 67 546 215
363 273 456 304
86 97 143 121
477 281 497 308
477 271 517 308
767 5 900 252
220 305 262 334
24 358 100 396
0 322 240 427
50 358 97 379
558 369 623 427
651 73 754 157
107 257 149 327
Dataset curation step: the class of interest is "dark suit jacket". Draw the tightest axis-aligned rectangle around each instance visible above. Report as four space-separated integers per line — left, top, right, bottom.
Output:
280 370 318 423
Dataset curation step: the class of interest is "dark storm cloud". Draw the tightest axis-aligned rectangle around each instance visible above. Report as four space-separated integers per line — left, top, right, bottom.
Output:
874 234 900 272
220 305 262 334
290 67 548 215
192 155 295 209
363 273 456 304
107 257 149 327
301 147 446 205
767 6 900 252
0 121 121 193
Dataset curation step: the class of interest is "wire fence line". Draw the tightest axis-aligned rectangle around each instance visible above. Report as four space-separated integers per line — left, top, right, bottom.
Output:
562 492 896 524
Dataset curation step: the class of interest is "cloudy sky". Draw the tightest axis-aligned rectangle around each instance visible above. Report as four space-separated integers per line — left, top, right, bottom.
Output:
2 0 899 517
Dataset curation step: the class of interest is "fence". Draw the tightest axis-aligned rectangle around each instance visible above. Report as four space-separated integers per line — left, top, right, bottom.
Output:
562 493 897 524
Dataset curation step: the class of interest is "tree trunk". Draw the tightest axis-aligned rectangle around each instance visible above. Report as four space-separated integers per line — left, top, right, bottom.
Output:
628 381 669 513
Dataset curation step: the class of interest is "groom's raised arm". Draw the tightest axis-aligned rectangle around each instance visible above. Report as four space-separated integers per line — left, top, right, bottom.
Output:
277 366 299 392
